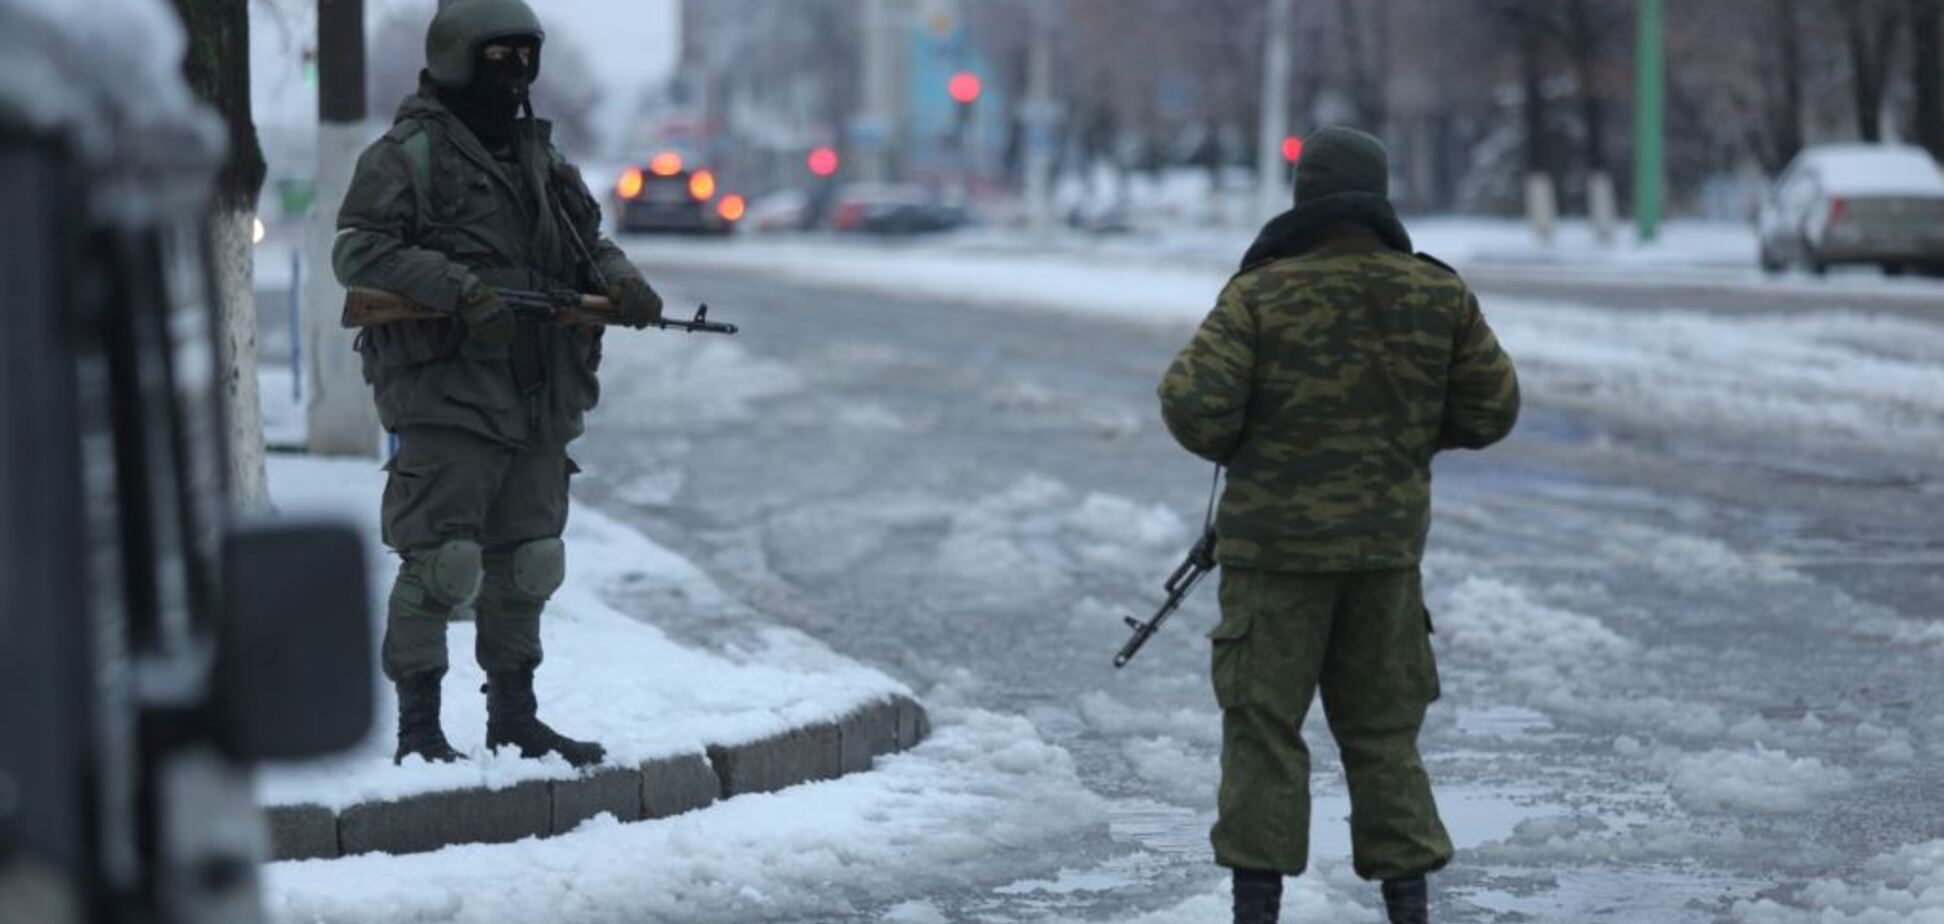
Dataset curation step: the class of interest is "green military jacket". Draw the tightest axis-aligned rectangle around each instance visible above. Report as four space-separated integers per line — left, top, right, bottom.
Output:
1158 228 1520 572
334 82 644 448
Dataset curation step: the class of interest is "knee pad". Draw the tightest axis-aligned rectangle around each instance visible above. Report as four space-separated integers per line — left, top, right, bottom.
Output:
417 538 484 607
509 537 566 601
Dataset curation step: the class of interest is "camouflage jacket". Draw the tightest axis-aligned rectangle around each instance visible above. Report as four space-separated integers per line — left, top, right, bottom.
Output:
1158 227 1520 572
333 83 644 447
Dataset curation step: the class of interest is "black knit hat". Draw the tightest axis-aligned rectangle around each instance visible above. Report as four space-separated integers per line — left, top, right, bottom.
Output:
1294 126 1389 205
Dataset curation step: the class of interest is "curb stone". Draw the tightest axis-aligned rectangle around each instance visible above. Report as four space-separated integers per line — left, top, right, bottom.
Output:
266 694 928 861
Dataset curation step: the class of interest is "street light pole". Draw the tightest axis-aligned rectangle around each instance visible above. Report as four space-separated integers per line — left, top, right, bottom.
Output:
1256 0 1295 222
303 0 380 456
1022 4 1057 233
1633 0 1665 244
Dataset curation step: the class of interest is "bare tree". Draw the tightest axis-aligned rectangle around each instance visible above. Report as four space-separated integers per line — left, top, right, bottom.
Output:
169 0 269 507
1840 0 1904 141
1913 0 1944 158
1334 0 1391 133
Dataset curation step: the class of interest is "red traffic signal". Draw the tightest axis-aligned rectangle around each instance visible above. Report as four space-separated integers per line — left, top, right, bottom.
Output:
807 146 841 178
1281 135 1304 164
948 72 983 106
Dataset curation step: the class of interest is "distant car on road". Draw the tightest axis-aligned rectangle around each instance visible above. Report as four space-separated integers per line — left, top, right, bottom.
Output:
612 152 745 236
822 183 969 235
1757 144 1944 276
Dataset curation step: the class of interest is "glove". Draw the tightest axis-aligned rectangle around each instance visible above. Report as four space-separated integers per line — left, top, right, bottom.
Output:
610 276 663 330
457 281 514 348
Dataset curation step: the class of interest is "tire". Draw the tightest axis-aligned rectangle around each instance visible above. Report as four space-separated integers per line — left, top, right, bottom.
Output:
1883 262 1906 277
1759 246 1784 275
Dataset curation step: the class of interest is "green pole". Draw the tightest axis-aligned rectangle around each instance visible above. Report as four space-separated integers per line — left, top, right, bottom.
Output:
1634 0 1664 243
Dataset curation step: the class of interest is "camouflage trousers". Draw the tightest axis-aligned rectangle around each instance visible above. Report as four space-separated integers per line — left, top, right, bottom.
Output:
379 427 576 682
1209 566 1453 881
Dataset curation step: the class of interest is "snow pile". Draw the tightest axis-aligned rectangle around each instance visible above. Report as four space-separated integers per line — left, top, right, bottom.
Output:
259 454 910 808
598 334 805 427
937 476 1189 602
1489 302 1944 454
0 0 222 223
1730 839 1944 923
1119 736 1217 808
265 710 1108 924
1665 746 1852 815
1077 691 1219 746
1473 815 1752 865
759 475 1186 605
1436 576 1638 689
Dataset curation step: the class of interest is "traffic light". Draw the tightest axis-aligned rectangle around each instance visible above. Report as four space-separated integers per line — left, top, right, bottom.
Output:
948 72 982 106
807 146 840 178
1281 135 1304 164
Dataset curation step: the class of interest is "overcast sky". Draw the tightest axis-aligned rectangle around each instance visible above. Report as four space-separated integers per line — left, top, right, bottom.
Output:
251 0 679 152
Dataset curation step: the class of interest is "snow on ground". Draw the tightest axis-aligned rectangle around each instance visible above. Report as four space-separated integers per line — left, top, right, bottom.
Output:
264 708 1107 924
258 453 909 809
1730 839 1944 924
625 235 1944 458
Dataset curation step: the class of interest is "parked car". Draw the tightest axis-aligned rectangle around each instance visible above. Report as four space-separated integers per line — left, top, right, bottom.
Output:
612 152 745 236
821 183 969 235
1757 144 1944 275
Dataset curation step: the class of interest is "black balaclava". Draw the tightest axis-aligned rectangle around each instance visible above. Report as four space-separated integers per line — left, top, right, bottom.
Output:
438 35 538 147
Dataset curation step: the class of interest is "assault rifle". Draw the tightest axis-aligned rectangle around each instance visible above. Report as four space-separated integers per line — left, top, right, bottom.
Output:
341 286 739 335
1113 523 1219 668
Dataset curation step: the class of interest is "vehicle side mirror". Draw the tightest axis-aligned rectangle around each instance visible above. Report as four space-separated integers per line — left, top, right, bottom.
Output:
213 518 374 762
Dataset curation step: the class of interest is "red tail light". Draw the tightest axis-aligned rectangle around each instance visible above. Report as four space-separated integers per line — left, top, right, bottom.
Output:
1827 197 1847 224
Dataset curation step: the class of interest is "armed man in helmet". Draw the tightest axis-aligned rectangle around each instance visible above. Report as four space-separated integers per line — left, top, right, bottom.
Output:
334 0 664 768
1158 127 1520 924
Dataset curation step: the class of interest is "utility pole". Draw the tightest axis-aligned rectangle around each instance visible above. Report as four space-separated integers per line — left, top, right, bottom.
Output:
302 0 380 456
1256 0 1296 221
1021 3 1058 233
1633 0 1665 244
858 0 897 182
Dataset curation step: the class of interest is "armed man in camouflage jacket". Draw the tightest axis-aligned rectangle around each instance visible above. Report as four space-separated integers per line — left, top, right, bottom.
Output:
1158 127 1520 924
334 0 663 769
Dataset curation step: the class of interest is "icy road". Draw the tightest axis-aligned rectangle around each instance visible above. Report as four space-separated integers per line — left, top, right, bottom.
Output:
287 255 1944 923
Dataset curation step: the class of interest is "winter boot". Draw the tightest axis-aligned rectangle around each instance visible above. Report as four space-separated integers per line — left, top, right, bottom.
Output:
483 669 606 768
1382 876 1430 924
393 673 464 765
1232 868 1282 924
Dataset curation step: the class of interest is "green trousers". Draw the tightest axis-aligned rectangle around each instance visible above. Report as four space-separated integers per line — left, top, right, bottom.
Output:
1209 566 1453 881
379 427 575 682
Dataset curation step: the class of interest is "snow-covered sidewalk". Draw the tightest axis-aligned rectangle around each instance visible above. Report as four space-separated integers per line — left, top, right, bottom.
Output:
258 453 912 811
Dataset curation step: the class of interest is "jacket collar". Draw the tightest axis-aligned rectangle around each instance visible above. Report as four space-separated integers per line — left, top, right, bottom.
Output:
1236 192 1413 275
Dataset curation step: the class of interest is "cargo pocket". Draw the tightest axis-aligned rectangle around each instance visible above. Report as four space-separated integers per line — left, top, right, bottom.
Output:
1420 604 1443 705
1208 607 1254 710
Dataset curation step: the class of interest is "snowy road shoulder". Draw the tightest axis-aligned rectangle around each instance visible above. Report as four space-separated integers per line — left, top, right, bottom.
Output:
256 454 921 842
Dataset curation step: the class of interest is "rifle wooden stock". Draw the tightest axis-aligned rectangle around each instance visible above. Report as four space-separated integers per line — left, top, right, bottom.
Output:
340 287 616 330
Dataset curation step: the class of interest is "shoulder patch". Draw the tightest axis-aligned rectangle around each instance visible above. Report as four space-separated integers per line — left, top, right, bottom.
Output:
1413 251 1458 274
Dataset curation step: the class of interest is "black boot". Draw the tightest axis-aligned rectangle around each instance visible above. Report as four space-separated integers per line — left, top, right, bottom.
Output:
484 669 606 769
1232 868 1282 924
393 673 464 765
1381 876 1429 924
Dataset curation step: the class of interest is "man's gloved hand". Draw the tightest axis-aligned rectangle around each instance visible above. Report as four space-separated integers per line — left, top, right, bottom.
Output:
457 281 514 348
610 276 663 330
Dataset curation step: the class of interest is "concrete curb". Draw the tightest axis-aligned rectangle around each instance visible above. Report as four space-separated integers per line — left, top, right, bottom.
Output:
265 694 929 861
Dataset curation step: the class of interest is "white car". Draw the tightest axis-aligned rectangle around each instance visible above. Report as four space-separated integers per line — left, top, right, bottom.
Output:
1757 144 1944 275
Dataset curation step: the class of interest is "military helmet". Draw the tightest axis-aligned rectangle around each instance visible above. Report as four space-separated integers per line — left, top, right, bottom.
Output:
425 0 546 88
